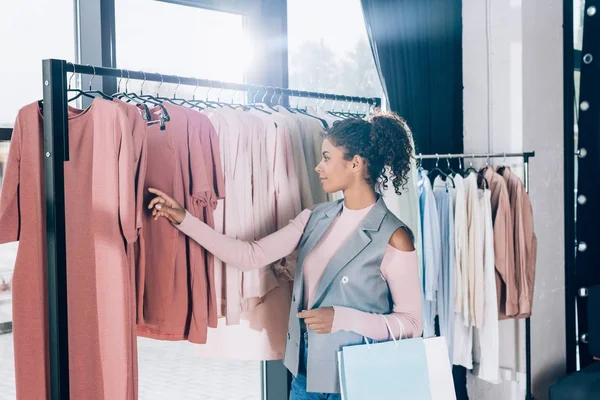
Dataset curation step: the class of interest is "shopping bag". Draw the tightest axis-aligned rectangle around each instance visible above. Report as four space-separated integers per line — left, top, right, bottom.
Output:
338 315 456 400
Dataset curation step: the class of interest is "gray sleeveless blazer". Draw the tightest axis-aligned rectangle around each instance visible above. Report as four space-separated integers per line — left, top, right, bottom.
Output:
283 196 412 394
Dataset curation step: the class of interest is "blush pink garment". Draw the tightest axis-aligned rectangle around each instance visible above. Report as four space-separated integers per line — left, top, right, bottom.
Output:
185 108 225 332
200 110 229 319
202 108 254 325
113 99 147 400
483 167 518 319
498 166 537 318
0 100 136 400
176 205 423 344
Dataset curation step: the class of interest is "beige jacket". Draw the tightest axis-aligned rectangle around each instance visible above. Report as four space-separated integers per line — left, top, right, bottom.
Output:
483 167 519 319
498 166 537 318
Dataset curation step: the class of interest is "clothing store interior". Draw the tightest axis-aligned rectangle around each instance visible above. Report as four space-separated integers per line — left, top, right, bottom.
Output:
0 0 596 399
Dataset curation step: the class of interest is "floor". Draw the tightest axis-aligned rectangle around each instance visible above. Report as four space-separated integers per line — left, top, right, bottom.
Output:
0 333 263 400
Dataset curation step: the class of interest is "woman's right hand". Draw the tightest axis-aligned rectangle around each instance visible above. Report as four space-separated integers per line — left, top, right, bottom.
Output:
147 188 186 225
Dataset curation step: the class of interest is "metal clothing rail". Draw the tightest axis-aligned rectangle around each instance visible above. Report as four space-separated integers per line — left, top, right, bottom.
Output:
417 151 535 400
65 62 381 107
40 58 382 400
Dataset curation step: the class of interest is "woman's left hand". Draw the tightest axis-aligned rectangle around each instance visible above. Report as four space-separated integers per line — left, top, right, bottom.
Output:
297 307 335 334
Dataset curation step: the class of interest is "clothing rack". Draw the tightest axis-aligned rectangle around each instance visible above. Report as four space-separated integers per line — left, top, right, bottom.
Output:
40 58 381 400
416 151 535 400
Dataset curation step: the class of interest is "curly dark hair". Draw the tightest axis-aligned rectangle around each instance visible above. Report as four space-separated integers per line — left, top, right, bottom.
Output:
323 111 414 195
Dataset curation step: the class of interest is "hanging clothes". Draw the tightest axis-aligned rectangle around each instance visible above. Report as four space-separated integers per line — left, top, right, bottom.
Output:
433 176 455 362
189 106 316 360
483 167 518 319
473 187 500 383
418 169 441 338
452 173 473 369
137 103 224 344
498 166 537 318
383 152 423 283
113 98 148 400
465 172 484 328
0 100 137 400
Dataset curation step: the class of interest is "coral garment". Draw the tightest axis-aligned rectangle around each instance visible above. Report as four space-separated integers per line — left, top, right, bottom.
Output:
137 103 223 343
0 100 136 400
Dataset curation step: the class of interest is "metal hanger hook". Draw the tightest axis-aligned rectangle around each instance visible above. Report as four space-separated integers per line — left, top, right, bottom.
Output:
206 80 213 102
140 71 147 95
436 153 440 168
88 65 96 91
447 155 451 169
269 88 277 105
125 70 131 92
230 87 238 104
261 87 270 104
174 75 181 99
192 78 200 101
67 62 76 90
156 73 164 97
117 69 124 93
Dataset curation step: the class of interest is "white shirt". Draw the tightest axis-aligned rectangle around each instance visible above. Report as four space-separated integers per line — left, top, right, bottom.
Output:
473 188 500 382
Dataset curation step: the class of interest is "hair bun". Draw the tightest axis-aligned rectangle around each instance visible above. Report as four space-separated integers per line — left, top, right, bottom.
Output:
324 111 413 195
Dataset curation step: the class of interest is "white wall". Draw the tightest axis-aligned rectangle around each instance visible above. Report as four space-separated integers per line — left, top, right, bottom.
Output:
462 0 565 399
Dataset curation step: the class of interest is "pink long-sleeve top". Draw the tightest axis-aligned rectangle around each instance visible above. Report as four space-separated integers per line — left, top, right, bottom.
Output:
176 204 423 341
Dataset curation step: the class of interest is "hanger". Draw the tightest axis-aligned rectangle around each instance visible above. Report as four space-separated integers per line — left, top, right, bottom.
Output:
464 154 489 189
271 88 295 114
245 86 271 114
67 64 112 103
327 95 345 119
445 154 458 176
260 87 279 112
215 82 237 109
137 71 170 123
152 74 196 108
496 152 508 175
429 154 455 188
294 90 329 128
112 69 152 121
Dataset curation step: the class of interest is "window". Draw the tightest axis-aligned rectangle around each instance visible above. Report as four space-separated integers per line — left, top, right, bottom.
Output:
0 1 76 128
115 0 253 103
288 0 384 103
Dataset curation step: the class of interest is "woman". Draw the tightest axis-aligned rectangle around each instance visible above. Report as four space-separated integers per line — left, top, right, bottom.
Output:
148 112 423 399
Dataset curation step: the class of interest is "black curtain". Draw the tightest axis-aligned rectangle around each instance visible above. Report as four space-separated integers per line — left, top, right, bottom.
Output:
361 0 463 158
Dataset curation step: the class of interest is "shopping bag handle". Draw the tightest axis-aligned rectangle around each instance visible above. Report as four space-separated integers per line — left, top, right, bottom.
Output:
389 314 406 339
363 315 405 349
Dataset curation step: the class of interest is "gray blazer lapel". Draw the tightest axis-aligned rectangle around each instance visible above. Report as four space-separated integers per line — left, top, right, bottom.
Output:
310 197 388 308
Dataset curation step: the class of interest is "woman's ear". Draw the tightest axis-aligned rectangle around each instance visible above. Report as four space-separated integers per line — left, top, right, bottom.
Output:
352 155 363 171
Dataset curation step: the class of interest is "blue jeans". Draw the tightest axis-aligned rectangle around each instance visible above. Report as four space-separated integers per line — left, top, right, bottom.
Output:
290 331 342 400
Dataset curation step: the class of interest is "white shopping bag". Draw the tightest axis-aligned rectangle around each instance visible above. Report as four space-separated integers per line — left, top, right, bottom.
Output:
338 315 456 400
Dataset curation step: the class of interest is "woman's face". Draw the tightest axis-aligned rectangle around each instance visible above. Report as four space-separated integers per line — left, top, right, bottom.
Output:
315 138 356 193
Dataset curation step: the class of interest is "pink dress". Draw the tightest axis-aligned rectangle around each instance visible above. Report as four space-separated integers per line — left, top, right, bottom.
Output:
0 100 137 400
137 103 224 344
